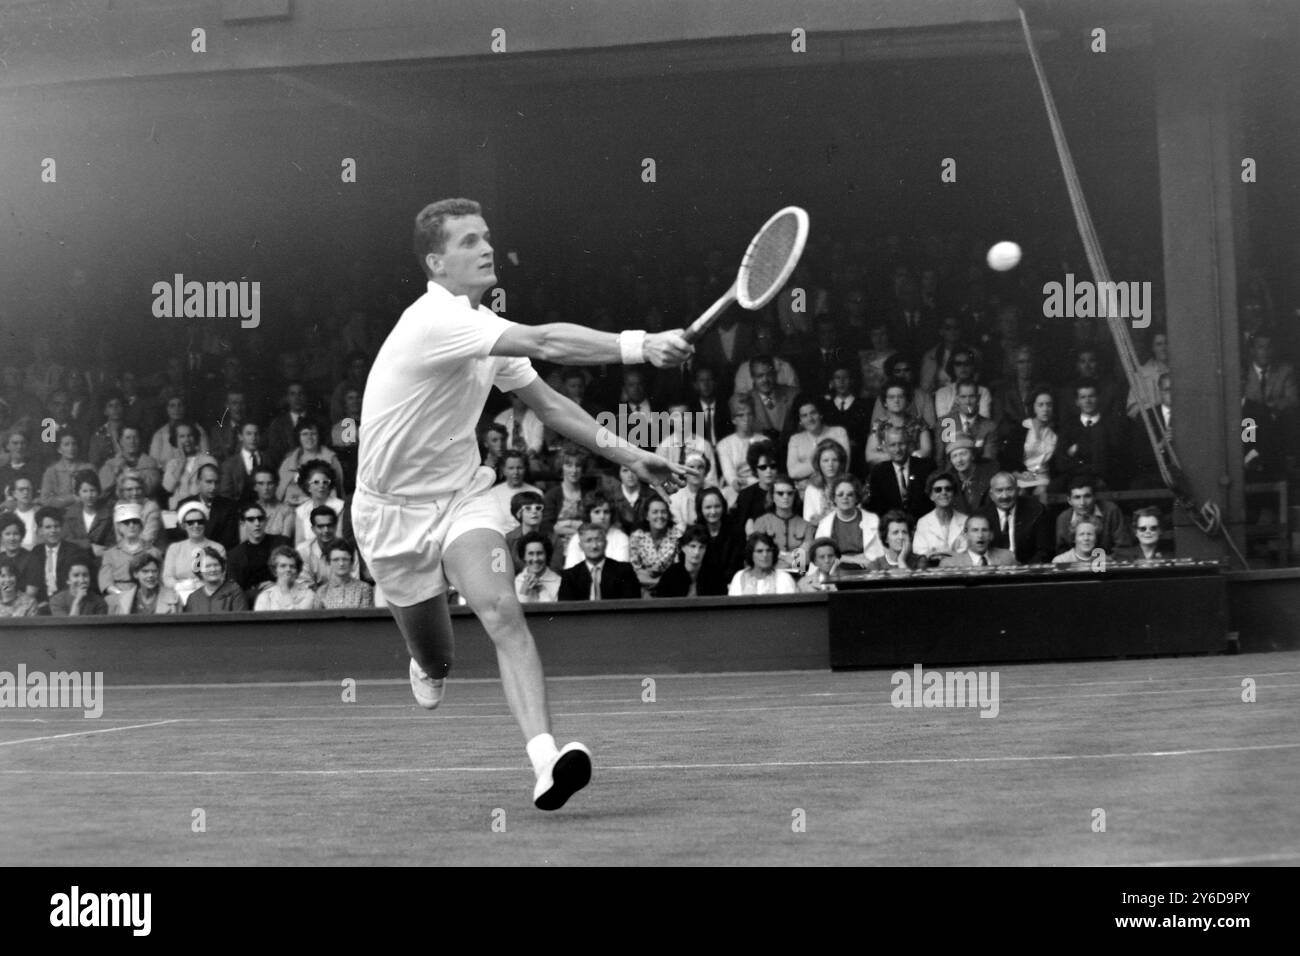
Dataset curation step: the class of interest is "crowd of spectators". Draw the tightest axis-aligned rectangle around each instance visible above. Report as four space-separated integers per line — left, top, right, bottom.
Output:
0 233 1293 617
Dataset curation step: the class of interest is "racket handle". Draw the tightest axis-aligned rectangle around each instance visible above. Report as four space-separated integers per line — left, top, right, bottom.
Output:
682 285 738 345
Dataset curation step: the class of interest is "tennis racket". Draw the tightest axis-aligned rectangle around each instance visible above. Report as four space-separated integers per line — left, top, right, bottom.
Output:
682 205 809 344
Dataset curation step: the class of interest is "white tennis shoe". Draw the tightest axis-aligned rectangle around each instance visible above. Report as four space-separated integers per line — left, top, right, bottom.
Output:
533 742 592 811
409 658 446 710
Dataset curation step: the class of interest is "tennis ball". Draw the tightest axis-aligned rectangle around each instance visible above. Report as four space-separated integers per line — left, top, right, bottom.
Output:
986 241 1022 272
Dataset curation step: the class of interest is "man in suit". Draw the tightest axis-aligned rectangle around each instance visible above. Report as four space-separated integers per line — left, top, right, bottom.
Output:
1058 348 1124 420
1052 476 1132 554
688 364 729 448
264 381 313 473
1053 380 1129 490
992 345 1049 432
944 437 997 515
793 315 856 398
936 381 1000 464
938 514 1016 568
557 523 641 601
979 471 1054 564
1242 333 1297 468
695 314 755 382
617 367 658 452
219 421 265 504
1130 372 1176 487
868 426 935 520
886 282 937 363
177 463 241 551
29 505 95 604
747 355 798 449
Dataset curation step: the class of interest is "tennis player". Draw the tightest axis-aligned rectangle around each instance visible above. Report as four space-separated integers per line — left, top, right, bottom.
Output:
354 198 695 811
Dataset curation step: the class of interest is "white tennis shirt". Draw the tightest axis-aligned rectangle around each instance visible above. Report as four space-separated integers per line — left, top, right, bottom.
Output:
357 281 537 499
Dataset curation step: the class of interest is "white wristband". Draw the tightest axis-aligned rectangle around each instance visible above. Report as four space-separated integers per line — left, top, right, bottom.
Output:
619 330 647 365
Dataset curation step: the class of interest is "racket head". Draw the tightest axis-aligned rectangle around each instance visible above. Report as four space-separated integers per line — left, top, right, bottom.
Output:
734 206 809 310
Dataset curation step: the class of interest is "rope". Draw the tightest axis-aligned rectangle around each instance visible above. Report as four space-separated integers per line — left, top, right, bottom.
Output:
1016 5 1249 567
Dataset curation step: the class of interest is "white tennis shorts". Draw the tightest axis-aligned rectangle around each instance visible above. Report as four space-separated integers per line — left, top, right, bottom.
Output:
351 466 504 606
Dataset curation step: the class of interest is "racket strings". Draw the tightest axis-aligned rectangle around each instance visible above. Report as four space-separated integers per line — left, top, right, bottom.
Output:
740 213 801 304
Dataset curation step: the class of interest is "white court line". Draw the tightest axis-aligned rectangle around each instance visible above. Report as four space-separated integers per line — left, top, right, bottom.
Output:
1117 851 1300 867
6 681 1299 727
100 665 1300 694
1 739 1295 774
0 719 180 747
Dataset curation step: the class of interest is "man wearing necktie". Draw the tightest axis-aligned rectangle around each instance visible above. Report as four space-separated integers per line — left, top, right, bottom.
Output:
938 514 1015 567
868 426 934 519
978 471 1054 564
557 524 640 601
1053 380 1129 490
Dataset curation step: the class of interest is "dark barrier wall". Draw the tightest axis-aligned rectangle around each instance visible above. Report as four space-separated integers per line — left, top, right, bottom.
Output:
0 572 1296 684
0 594 830 684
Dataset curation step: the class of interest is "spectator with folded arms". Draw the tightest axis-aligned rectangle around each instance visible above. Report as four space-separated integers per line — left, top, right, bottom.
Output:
514 531 562 603
629 496 682 595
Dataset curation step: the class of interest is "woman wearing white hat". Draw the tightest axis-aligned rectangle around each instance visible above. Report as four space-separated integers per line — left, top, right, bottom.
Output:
163 499 225 603
98 501 162 596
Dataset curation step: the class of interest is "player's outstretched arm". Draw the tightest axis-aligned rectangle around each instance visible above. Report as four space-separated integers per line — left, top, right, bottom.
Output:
513 378 694 491
492 323 692 369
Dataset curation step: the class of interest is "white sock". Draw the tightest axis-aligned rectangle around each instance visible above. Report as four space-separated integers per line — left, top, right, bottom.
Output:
526 733 559 776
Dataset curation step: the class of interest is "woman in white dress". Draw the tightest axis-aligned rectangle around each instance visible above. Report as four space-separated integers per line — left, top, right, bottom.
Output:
728 532 798 596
